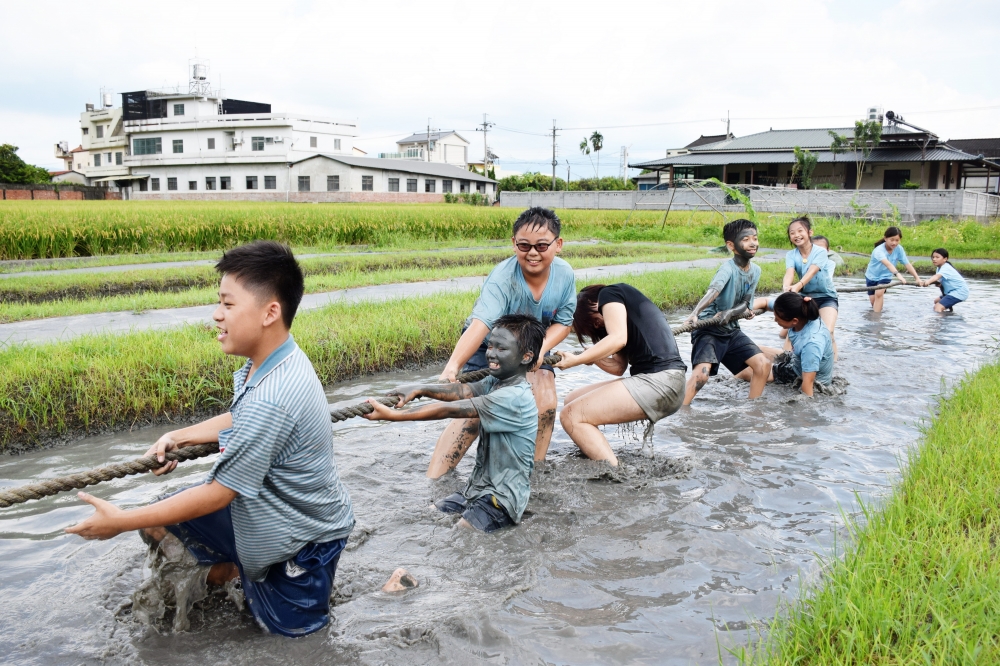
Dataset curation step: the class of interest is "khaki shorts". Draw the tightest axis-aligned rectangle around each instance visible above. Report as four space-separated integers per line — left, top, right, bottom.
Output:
620 368 686 423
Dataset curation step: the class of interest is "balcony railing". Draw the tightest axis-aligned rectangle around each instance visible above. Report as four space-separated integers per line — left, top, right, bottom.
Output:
378 149 425 160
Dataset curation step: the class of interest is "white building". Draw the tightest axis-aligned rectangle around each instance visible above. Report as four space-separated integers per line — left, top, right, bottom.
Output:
53 93 129 186
379 131 470 166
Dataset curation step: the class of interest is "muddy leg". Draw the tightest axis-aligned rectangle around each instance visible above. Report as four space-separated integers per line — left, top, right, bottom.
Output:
427 418 480 479
527 369 557 462
683 363 712 405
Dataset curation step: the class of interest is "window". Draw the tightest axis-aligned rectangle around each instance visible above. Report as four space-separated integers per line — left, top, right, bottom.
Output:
327 175 339 191
173 139 183 154
442 179 452 193
406 178 417 192
207 138 216 150
476 182 486 193
252 137 264 151
167 177 177 191
425 179 436 193
188 180 197 190
334 139 341 151
82 127 89 135
205 177 216 190
298 176 310 192
133 138 162 155
106 152 112 163
220 176 231 190
362 175 373 191
246 176 258 190
96 125 104 139
93 154 101 167
388 178 399 192
460 180 470 193
115 152 122 165
265 137 274 144
264 175 276 189
309 136 317 148
173 103 185 116
137 179 148 192
151 178 160 191
883 169 911 190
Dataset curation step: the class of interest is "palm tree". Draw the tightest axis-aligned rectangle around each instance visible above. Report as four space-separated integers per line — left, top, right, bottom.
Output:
589 131 604 181
580 138 595 179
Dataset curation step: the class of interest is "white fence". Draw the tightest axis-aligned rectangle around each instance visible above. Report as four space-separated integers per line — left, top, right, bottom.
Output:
499 188 1000 222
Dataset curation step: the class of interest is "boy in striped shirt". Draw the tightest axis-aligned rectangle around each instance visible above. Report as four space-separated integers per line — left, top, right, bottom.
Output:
67 241 355 637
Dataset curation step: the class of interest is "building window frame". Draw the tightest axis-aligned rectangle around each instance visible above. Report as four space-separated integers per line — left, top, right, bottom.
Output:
115 152 122 165
309 136 317 148
173 103 185 116
207 138 216 150
362 175 374 191
298 176 311 192
327 175 340 191
442 179 452 193
205 177 216 190
167 177 178 191
133 137 162 155
246 176 258 190
220 176 231 191
388 178 399 192
334 138 341 151
96 125 104 139
425 179 436 193
252 137 265 151
151 178 160 191
188 180 197 190
406 178 418 192
93 154 101 167
172 139 183 154
264 175 277 189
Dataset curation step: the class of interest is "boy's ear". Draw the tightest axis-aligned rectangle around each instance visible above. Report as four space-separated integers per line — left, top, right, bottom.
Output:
521 350 536 366
262 300 284 328
725 239 736 253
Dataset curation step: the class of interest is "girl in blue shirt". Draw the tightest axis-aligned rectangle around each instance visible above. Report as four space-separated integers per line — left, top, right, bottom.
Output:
783 216 838 358
865 226 922 312
921 248 970 312
752 293 835 397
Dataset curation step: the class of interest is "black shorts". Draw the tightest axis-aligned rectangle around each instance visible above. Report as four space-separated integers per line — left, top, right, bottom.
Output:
866 277 892 296
462 326 554 374
690 327 762 377
771 351 800 384
810 295 839 311
435 492 514 533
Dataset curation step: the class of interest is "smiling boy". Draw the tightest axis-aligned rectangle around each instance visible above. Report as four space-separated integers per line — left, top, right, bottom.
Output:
428 207 575 478
365 314 544 532
682 218 772 404
66 241 355 637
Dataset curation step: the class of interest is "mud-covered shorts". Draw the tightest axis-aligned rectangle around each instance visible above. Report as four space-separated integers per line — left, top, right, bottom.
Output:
435 492 514 533
690 327 762 376
620 368 686 423
770 351 801 384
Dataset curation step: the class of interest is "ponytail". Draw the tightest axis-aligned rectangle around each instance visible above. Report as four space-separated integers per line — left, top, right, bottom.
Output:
773 291 820 323
875 226 903 248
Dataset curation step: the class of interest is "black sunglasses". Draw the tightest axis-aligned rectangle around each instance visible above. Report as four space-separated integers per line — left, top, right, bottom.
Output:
514 238 558 253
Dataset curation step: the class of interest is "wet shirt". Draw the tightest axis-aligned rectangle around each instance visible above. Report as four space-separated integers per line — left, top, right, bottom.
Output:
465 376 538 523
467 256 576 330
866 244 910 281
936 263 969 301
206 336 355 581
787 319 835 386
596 283 687 375
698 259 762 332
786 245 837 298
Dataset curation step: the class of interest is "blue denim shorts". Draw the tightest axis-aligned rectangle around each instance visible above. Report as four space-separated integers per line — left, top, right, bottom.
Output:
435 492 514 533
809 295 839 311
166 503 347 637
938 294 964 310
866 277 893 296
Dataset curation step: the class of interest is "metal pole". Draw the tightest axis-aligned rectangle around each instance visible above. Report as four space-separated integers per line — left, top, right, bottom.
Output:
551 120 558 191
427 119 431 162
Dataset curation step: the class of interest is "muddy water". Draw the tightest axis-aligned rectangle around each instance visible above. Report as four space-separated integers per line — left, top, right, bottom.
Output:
1 280 997 665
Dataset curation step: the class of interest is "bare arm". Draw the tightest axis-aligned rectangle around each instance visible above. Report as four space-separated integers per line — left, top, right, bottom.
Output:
386 382 475 407
145 412 233 476
538 323 571 368
782 267 796 291
904 262 921 283
363 398 479 422
66 480 237 540
684 288 720 325
554 303 628 370
789 265 821 293
922 273 942 286
593 353 628 376
441 319 490 382
879 258 906 282
799 371 816 397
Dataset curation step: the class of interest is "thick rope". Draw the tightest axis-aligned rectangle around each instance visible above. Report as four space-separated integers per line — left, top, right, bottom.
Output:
0 443 220 508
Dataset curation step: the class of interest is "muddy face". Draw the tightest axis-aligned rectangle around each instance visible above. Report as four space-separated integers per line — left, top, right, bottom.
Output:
729 229 759 268
485 326 532 379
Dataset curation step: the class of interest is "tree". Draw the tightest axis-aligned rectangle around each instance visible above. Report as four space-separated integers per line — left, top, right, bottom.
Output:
589 131 604 180
0 144 52 184
791 146 818 189
828 120 883 189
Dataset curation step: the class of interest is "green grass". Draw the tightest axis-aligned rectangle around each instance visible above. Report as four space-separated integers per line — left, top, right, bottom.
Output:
0 262 786 452
737 361 1000 664
0 245 707 323
2 201 999 260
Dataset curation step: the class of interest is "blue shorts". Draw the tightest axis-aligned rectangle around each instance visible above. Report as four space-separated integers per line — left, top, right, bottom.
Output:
938 294 964 310
166 504 347 637
809 295 839 311
462 326 554 374
866 277 893 296
435 492 514 533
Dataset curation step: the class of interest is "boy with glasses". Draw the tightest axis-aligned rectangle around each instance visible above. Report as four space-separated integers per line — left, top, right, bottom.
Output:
428 207 575 478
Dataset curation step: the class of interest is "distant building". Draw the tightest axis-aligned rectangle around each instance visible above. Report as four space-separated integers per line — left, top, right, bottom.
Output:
944 138 1000 193
380 131 469 166
636 134 733 190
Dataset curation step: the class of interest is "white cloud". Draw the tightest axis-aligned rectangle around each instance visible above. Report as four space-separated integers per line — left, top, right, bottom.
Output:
2 0 997 172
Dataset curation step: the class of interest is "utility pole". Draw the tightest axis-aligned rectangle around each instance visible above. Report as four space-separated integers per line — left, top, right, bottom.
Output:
566 160 571 189
426 118 431 162
475 113 494 176
551 120 559 191
722 110 731 137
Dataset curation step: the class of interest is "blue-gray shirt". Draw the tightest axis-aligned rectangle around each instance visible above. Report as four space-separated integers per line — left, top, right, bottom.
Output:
786 245 837 299
466 256 576 330
866 244 910 281
787 318 835 386
465 375 538 523
207 335 355 581
699 259 762 332
936 263 969 301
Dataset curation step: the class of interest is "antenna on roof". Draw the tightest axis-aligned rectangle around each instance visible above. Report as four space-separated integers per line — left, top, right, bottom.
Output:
721 110 731 137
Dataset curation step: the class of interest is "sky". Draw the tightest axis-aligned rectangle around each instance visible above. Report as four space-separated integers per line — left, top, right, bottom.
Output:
3 0 998 176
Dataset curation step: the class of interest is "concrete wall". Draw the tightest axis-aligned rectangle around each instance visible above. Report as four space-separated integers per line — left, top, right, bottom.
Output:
499 188 1000 221
0 183 118 200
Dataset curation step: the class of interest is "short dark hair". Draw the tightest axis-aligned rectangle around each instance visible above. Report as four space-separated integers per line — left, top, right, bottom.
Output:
812 234 830 249
723 218 757 245
216 240 304 328
492 313 545 366
573 284 606 345
513 207 560 238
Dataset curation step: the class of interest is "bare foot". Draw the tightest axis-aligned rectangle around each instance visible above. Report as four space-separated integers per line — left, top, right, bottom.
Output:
207 562 239 586
382 568 419 593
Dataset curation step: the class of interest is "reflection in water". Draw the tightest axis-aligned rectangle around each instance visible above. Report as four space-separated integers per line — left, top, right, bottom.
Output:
1 279 998 665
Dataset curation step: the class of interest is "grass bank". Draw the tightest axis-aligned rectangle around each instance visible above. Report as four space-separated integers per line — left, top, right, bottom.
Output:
0 245 706 323
739 361 1000 664
2 201 999 260
0 263 786 452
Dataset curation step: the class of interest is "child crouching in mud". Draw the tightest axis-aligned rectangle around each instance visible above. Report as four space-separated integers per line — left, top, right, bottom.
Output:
364 314 544 534
66 241 356 637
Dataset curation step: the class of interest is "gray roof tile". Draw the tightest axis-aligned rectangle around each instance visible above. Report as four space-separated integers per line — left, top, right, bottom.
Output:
292 153 495 182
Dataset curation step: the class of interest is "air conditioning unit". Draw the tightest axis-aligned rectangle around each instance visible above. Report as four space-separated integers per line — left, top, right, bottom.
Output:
273 136 284 143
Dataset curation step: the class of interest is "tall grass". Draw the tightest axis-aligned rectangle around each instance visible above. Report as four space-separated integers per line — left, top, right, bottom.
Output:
738 361 1000 664
2 201 999 260
0 263 786 452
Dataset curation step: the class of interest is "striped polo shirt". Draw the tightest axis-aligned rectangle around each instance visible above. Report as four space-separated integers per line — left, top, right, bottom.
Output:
206 335 355 581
